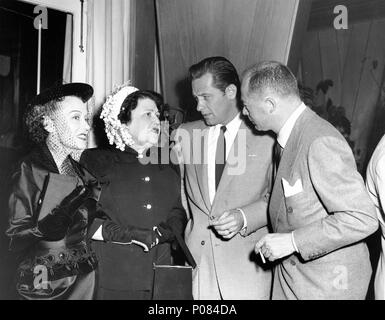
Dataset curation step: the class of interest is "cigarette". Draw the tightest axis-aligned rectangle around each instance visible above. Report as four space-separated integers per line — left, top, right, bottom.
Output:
259 249 266 264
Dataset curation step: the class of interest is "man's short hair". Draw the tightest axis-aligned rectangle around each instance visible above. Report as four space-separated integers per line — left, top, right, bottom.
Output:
189 56 241 105
244 61 299 98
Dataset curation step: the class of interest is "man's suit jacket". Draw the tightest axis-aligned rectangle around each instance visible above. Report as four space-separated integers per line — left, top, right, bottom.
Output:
176 119 274 299
366 134 385 300
270 107 378 300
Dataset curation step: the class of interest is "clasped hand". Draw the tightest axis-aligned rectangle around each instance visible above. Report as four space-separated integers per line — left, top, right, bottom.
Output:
102 220 177 252
210 209 244 240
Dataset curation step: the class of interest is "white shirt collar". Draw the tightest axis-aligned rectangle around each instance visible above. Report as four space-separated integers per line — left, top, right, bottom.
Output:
277 102 306 148
213 112 242 135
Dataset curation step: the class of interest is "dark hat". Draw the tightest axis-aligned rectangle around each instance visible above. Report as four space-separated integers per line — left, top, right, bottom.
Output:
29 82 94 106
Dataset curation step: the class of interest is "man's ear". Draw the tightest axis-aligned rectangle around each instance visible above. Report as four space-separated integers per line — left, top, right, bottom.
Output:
265 97 277 114
43 116 55 133
225 84 237 100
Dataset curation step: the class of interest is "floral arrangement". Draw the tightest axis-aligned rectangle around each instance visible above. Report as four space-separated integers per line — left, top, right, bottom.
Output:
100 82 138 151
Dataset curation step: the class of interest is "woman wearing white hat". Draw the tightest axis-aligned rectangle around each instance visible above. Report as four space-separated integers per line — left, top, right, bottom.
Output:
81 84 187 300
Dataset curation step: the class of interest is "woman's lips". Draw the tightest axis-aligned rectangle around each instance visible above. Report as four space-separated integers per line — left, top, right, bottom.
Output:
78 134 88 140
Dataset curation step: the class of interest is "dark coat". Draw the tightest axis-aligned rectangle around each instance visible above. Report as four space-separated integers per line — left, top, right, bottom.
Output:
7 144 92 253
80 147 187 295
6 144 97 299
0 147 21 299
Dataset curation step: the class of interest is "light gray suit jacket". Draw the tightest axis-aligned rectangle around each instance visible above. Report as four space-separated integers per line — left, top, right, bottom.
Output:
176 119 274 299
270 107 378 300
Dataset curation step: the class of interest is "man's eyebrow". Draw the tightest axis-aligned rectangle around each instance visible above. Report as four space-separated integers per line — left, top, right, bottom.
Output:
142 108 158 112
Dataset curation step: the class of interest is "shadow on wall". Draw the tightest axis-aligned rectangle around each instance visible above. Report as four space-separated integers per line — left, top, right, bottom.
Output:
174 77 201 123
92 109 112 150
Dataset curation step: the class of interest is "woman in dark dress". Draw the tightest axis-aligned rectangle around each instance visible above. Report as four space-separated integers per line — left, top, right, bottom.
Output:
6 83 100 299
81 84 187 300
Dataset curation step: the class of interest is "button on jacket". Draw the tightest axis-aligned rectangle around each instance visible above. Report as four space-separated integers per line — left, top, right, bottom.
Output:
80 147 187 297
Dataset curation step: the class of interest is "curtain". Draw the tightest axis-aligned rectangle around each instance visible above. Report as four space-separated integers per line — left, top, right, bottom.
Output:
299 18 385 173
86 0 134 147
155 0 300 110
154 42 161 93
62 14 73 83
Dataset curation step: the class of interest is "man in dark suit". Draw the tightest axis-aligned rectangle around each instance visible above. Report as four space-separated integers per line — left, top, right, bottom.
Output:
241 61 378 299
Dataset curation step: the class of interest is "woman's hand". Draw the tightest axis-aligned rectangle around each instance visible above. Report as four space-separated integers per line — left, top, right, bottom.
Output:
101 221 160 252
154 222 175 244
38 186 90 241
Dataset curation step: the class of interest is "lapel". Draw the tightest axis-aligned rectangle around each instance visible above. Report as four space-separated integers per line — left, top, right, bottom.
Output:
269 108 314 230
30 143 60 173
211 121 250 209
193 124 212 213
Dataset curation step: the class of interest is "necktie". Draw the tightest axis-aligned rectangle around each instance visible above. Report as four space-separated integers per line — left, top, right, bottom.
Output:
215 125 227 190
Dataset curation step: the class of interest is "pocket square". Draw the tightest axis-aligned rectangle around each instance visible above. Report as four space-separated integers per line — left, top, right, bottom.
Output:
282 178 303 197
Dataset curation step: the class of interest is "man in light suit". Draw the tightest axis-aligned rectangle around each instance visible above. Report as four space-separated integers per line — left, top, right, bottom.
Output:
366 135 385 300
241 61 378 299
175 56 274 299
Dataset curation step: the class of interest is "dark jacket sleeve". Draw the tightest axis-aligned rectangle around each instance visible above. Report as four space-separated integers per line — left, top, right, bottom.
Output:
6 163 44 253
165 167 187 236
79 149 109 237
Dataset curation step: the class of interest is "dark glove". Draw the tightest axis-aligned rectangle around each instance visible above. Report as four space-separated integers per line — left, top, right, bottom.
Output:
37 186 91 241
102 220 159 252
155 222 176 244
156 222 184 251
87 205 107 226
84 178 102 202
156 213 187 246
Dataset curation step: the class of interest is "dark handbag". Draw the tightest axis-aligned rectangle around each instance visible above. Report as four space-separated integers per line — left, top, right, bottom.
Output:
152 231 196 300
